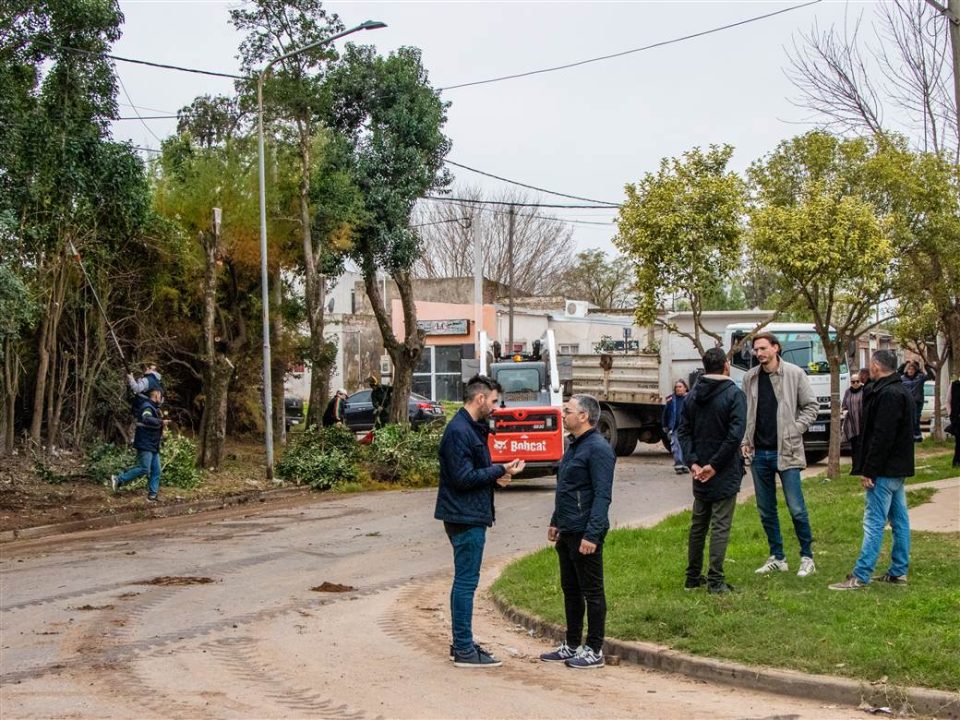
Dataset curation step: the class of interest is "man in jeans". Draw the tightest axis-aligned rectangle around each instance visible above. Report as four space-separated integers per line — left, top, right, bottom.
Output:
678 348 746 594
741 332 820 577
830 350 914 590
435 375 525 668
110 387 168 502
539 394 615 669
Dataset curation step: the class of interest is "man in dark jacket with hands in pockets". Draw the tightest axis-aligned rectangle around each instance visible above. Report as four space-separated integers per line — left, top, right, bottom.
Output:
435 375 525 668
678 347 747 594
539 394 615 670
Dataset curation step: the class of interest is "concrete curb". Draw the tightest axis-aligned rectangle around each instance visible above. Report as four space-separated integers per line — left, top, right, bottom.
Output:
0 486 309 544
493 597 960 719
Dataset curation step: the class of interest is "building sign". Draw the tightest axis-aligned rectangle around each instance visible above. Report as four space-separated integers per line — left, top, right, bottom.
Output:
417 319 469 336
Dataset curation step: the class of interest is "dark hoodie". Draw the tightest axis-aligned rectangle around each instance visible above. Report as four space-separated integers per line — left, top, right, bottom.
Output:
677 375 747 501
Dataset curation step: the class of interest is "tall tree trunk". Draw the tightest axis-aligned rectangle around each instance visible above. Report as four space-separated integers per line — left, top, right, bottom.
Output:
31 257 68 447
198 359 232 470
826 347 843 480
2 339 19 454
48 352 68 450
197 227 222 469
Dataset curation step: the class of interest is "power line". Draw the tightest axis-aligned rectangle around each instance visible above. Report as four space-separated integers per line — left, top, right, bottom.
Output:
40 40 243 79
424 196 617 210
444 159 620 206
116 115 178 120
439 0 823 91
117 74 163 145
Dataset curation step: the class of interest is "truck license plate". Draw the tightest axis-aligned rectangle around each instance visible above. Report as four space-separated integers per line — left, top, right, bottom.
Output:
809 424 826 433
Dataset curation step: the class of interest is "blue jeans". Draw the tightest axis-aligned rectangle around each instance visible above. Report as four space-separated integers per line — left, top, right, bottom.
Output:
118 450 160 496
670 431 685 467
852 477 910 583
751 449 813 559
446 524 486 653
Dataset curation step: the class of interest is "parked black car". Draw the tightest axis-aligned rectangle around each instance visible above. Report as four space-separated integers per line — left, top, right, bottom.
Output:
284 396 304 432
342 390 445 431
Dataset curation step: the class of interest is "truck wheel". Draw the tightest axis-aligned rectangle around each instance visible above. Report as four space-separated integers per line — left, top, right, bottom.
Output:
804 449 828 465
597 408 618 449
614 429 640 457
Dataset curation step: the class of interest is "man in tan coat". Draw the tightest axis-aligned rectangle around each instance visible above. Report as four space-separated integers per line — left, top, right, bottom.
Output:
741 332 820 577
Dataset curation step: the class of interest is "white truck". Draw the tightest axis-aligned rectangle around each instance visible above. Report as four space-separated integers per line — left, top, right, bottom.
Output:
570 322 849 463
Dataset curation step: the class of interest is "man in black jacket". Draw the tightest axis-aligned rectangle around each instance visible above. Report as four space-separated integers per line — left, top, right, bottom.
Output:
677 347 747 594
539 394 615 670
830 350 914 590
110 387 168 502
435 375 525 667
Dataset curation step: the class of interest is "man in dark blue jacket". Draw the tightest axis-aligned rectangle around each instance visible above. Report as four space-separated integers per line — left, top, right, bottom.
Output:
435 375 525 668
539 394 615 670
830 350 914 590
677 347 746 594
110 388 167 502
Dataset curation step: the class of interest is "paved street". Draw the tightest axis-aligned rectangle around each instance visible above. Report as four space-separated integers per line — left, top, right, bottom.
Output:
1 449 856 719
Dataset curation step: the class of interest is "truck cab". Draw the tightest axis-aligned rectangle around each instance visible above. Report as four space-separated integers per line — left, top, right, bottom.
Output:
724 323 849 465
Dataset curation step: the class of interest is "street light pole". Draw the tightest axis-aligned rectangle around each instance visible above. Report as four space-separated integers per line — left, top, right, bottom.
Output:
256 20 386 480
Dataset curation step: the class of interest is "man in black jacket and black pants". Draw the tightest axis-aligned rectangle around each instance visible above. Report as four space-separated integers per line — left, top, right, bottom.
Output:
677 347 747 594
435 375 525 667
830 350 914 590
539 394 615 670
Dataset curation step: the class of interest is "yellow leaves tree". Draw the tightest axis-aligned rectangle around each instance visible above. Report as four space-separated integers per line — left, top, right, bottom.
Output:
749 131 895 479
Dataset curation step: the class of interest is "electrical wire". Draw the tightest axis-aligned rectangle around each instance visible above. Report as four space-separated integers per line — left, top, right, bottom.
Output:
444 159 620 206
36 39 243 79
116 115 178 120
117 74 163 144
424 196 618 210
439 0 823 91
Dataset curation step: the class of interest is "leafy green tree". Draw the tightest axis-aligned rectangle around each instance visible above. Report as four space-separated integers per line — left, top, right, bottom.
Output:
325 44 452 423
614 145 748 354
748 131 895 478
559 249 634 309
230 0 347 430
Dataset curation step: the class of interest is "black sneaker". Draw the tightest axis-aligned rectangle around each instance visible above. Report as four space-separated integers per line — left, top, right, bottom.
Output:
684 576 707 590
708 582 734 594
874 572 908 585
539 643 578 663
147 494 159 503
453 644 502 668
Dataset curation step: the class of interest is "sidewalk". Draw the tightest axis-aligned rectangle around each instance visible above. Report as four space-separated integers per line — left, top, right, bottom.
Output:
907 477 960 533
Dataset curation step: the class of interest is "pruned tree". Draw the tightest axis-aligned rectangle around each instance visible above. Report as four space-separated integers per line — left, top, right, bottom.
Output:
412 187 575 294
748 131 897 479
614 144 748 354
788 0 959 159
325 43 452 425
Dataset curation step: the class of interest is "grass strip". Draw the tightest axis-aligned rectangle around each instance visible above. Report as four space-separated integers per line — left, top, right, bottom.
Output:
492 449 959 691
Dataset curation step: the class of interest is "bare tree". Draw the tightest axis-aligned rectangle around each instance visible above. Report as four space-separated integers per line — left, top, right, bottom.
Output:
413 187 576 294
788 1 959 159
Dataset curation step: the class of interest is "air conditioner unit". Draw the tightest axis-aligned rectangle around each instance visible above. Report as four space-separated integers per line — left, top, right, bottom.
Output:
379 354 392 377
565 300 589 318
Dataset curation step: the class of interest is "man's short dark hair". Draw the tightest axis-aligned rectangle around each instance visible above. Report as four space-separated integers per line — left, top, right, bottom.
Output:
872 349 898 373
571 394 601 426
751 331 781 350
465 374 502 403
702 347 727 374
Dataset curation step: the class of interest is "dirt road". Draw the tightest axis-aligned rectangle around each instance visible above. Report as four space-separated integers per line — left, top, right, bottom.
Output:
1 450 857 719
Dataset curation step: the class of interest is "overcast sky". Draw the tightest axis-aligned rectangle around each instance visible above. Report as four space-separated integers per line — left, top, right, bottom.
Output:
109 0 880 254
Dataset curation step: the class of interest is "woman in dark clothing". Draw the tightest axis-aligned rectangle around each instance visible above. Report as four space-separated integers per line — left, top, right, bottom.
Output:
949 376 960 468
842 368 869 467
899 361 935 442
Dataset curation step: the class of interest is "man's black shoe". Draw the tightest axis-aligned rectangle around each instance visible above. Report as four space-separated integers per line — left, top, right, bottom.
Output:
684 576 707 590
708 582 734 594
874 572 908 585
452 644 502 668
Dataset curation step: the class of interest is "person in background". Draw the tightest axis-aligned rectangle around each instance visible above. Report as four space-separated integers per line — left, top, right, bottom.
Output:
662 379 690 475
898 360 935 442
322 389 348 427
842 368 870 467
368 376 392 429
948 374 959 468
110 387 169 502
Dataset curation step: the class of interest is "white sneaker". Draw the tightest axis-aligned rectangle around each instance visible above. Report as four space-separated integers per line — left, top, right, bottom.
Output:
109 474 119 492
755 556 789 574
797 557 816 577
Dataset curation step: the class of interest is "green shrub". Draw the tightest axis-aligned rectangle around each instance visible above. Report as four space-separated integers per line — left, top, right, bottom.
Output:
277 424 359 489
85 441 133 483
85 435 202 490
365 423 441 486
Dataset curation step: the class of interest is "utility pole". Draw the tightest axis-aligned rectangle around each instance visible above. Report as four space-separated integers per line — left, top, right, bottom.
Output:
926 0 960 148
472 217 482 352
507 204 516 354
